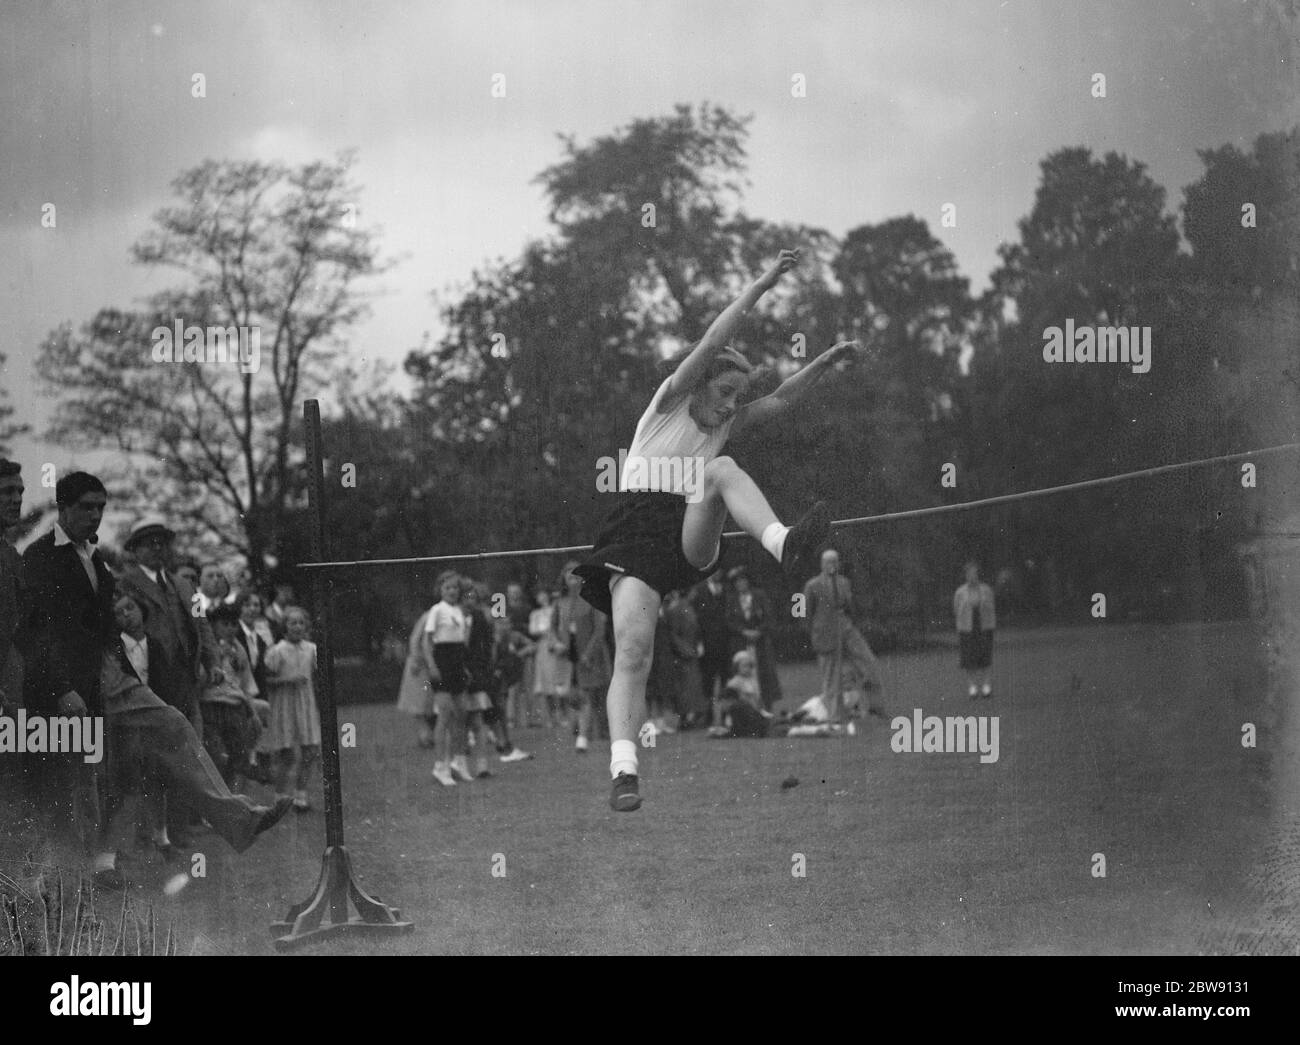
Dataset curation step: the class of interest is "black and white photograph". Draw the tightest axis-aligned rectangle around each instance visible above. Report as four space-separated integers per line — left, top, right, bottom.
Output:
1 0 1298 985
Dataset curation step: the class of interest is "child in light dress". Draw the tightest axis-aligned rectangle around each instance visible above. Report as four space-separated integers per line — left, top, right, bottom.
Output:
262 606 321 811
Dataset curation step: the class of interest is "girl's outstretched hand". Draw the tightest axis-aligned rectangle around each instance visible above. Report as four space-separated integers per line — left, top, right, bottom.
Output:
824 339 866 369
760 248 801 289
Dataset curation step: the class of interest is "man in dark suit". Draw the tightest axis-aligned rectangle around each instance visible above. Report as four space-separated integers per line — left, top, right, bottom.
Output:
17 471 117 851
116 517 218 739
801 548 885 725
117 516 220 842
689 569 730 726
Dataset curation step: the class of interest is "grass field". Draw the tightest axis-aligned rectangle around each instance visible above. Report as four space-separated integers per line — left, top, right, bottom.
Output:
3 619 1289 955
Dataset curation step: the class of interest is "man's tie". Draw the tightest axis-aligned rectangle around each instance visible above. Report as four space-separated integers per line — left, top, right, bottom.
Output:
76 541 98 592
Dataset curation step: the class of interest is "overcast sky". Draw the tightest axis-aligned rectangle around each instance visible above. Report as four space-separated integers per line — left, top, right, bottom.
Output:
2 0 1296 488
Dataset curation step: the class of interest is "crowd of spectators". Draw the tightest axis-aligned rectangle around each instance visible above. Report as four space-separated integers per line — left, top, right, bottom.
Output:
0 460 304 891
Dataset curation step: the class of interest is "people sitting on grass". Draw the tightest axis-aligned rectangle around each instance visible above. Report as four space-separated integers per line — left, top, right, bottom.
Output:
708 649 775 738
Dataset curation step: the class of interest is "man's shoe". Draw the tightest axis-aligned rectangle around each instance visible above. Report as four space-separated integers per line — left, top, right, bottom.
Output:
609 772 642 812
498 747 533 763
781 501 831 579
253 796 294 839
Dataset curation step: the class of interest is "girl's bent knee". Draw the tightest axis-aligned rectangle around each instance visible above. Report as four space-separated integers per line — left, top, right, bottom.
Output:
705 455 737 481
614 642 653 678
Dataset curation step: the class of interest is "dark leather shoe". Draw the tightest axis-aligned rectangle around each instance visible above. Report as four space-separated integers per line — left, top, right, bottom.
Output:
253 796 295 839
781 501 831 580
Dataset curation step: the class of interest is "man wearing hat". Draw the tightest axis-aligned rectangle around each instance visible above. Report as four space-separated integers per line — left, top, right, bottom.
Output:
118 517 220 742
119 516 222 844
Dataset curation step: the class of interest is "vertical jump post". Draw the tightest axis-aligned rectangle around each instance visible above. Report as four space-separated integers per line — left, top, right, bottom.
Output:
270 399 413 949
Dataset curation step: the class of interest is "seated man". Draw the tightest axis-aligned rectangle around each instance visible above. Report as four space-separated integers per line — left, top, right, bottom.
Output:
92 639 293 888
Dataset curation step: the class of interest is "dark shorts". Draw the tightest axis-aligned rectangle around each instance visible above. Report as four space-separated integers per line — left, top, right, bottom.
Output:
573 491 722 617
432 642 468 695
959 629 994 670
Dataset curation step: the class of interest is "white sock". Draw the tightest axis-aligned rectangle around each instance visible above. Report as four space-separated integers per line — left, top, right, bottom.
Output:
610 739 638 779
761 522 789 562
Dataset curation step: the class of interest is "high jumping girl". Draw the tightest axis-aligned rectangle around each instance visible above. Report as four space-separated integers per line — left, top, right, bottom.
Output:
573 248 864 811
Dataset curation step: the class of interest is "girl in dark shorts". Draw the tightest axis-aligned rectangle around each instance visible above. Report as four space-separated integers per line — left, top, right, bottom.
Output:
573 247 868 812
423 570 470 787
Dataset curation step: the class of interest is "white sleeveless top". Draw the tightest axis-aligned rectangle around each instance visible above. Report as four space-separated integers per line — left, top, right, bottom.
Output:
620 377 734 497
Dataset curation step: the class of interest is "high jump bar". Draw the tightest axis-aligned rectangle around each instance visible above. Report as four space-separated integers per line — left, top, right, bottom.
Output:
298 441 1300 571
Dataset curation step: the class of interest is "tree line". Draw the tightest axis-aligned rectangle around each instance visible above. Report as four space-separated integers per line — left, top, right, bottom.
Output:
20 105 1298 657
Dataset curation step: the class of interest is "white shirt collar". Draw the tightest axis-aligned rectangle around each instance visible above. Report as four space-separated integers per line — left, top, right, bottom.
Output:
139 564 160 584
54 523 89 549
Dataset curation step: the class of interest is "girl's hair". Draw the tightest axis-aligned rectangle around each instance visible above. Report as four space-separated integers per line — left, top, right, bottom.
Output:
234 589 262 614
461 578 491 602
659 344 755 385
434 570 460 595
113 592 148 622
732 649 755 668
207 602 240 626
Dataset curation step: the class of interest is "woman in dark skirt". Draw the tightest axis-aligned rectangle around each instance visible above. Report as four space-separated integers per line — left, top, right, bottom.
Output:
953 560 996 699
572 247 868 812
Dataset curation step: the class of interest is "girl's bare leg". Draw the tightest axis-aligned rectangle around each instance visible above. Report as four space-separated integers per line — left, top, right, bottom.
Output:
681 456 780 568
433 694 452 766
606 576 661 751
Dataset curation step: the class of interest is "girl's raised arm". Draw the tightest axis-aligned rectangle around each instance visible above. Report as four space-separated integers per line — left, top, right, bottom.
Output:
661 249 801 408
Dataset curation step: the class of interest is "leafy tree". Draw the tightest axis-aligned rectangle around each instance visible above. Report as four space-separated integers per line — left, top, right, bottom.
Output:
35 152 386 573
966 147 1247 618
0 351 30 455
